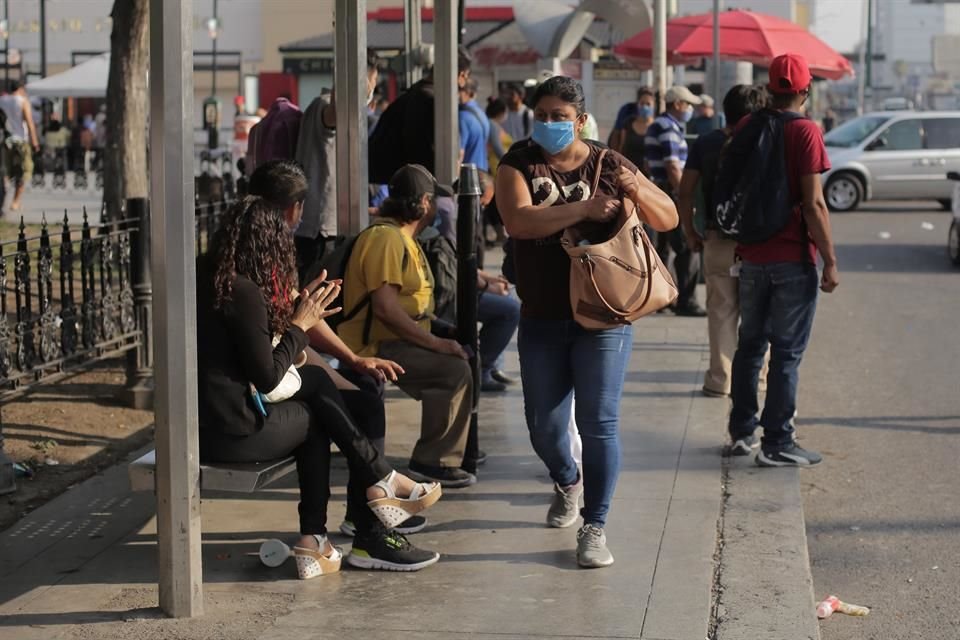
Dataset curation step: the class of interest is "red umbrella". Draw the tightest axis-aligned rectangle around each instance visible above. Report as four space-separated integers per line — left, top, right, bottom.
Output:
613 9 854 80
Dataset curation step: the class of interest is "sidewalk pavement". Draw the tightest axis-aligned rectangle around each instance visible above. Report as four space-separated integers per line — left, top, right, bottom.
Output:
0 314 816 640
5 183 102 226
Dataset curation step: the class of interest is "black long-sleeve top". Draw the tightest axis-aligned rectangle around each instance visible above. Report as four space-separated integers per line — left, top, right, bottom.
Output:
196 257 308 436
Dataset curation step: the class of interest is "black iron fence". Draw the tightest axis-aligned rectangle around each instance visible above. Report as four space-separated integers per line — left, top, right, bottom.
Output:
0 198 230 493
0 211 138 397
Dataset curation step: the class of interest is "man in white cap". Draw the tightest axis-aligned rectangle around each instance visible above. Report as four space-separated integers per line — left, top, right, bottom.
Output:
688 93 720 137
644 85 707 316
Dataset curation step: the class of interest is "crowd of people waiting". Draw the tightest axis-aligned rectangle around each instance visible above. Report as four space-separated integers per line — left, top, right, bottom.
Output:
207 49 837 579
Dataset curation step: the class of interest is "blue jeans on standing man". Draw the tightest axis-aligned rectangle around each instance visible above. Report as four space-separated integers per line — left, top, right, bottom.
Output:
518 318 633 527
728 261 819 451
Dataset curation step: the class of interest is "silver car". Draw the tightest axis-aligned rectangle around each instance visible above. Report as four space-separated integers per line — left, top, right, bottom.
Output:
823 111 960 212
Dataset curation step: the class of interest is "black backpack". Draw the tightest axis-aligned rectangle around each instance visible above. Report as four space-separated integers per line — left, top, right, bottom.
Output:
302 227 409 344
417 229 457 325
713 109 804 244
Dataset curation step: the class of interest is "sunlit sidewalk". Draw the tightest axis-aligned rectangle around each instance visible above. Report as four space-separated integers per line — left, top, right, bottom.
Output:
0 316 727 640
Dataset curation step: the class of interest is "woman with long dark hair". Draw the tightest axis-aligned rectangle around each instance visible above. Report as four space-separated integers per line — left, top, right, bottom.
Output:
496 76 678 568
197 181 442 578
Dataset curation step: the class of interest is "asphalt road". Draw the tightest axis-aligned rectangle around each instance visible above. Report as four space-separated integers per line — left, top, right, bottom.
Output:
799 201 960 640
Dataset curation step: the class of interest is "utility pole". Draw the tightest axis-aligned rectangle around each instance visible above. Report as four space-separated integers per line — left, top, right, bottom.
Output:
3 0 9 88
39 0 47 77
857 3 870 116
653 0 666 112
211 0 218 97
712 0 721 126
866 0 873 96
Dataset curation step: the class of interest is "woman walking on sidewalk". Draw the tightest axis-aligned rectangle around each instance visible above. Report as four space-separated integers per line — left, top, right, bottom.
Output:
197 194 442 578
496 76 678 568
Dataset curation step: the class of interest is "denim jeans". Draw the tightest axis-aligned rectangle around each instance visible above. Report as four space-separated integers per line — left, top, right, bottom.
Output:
478 291 521 378
729 261 819 450
518 318 633 527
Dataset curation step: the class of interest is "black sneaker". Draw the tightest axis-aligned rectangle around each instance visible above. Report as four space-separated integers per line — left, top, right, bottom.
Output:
480 378 508 393
674 303 707 317
464 450 488 467
491 369 517 385
347 529 440 572
756 444 822 467
408 460 477 488
339 515 428 537
728 434 760 456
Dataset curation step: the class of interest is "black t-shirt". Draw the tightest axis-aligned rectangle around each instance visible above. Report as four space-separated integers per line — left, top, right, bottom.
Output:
499 141 639 320
686 128 729 229
369 78 435 182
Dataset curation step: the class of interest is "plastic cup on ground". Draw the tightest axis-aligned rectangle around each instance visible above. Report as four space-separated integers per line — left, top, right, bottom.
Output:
259 539 292 568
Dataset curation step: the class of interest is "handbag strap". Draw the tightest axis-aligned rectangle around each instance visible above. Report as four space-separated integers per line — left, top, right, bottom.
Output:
590 148 609 200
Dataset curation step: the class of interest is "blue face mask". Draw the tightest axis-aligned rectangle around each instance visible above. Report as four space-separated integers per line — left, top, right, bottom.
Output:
680 106 695 123
532 120 576 155
638 104 655 119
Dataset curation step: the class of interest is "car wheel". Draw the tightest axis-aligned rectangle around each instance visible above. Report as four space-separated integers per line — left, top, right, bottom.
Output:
949 220 960 266
825 173 863 212
939 199 952 211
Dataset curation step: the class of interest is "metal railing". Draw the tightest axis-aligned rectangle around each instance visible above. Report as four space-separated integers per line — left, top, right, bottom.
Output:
0 197 230 494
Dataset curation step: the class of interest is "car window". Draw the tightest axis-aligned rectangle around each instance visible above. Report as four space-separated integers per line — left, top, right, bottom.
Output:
824 115 891 148
923 118 960 150
875 119 923 151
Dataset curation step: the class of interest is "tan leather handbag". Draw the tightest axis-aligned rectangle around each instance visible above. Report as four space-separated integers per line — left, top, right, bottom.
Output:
561 150 678 330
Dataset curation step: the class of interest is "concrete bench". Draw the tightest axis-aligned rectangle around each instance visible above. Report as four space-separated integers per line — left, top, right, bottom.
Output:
128 450 296 493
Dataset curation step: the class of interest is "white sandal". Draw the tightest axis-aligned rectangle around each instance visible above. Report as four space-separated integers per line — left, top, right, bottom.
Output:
367 471 442 529
292 535 342 579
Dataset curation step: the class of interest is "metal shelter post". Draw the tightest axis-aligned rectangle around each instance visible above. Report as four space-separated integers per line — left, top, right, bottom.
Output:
149 0 203 618
434 0 458 186
404 0 423 88
335 0 369 236
652 0 667 113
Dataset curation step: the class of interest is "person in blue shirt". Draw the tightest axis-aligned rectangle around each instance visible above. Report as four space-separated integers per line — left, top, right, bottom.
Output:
644 85 707 317
608 86 656 153
687 94 724 137
458 77 490 172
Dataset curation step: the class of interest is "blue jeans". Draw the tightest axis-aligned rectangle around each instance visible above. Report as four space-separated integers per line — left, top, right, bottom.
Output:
478 291 520 378
518 318 633 527
729 261 818 450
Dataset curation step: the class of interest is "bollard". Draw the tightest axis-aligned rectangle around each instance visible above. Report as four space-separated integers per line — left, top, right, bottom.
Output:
123 198 155 409
456 163 481 474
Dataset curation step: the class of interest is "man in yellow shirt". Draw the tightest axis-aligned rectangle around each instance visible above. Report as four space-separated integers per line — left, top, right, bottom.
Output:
340 164 475 488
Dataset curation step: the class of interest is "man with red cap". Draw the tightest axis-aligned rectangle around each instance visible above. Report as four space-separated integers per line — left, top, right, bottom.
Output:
726 53 839 467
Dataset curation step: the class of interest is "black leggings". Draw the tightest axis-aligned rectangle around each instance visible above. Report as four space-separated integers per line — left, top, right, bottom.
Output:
200 365 391 536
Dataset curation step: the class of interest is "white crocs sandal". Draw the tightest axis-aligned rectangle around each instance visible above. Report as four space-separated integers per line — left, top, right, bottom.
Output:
292 535 342 579
367 470 442 529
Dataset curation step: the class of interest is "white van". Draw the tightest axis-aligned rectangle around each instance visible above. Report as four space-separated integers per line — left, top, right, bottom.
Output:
822 111 960 212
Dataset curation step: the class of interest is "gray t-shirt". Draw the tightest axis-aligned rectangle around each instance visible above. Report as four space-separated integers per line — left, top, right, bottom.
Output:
0 94 27 141
502 105 533 142
294 96 336 240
